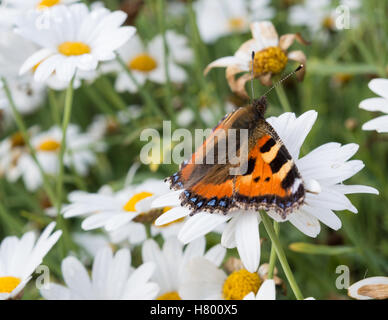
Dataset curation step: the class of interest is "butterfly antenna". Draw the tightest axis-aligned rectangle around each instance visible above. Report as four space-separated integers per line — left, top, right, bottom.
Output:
250 51 255 102
262 64 304 97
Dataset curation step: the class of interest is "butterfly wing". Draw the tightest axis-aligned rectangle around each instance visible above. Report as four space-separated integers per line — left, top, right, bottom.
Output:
166 103 305 217
233 119 305 218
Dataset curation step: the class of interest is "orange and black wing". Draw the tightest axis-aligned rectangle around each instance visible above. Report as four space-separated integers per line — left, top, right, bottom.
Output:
166 99 305 217
233 121 304 218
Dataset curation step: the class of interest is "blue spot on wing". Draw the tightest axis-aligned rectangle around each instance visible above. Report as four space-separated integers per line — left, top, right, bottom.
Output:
207 199 216 206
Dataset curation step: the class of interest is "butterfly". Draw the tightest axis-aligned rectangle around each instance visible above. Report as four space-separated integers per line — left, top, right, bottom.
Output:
166 96 305 220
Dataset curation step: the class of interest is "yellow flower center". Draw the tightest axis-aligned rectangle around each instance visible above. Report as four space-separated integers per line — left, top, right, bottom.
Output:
157 291 182 300
322 16 334 30
10 132 25 148
58 42 91 56
37 0 60 9
222 269 262 300
37 139 61 152
252 46 288 76
0 276 21 294
228 17 245 30
129 54 158 72
123 192 154 212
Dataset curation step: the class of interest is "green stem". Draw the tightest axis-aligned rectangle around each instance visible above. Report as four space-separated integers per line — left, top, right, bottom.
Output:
55 78 75 256
1 77 57 206
48 89 61 125
83 85 116 115
275 84 292 113
56 78 74 215
116 55 164 118
0 196 24 234
260 211 304 300
156 0 176 125
267 221 279 279
95 76 127 110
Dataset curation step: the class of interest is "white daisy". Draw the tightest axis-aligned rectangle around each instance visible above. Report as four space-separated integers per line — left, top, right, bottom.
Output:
0 222 62 300
194 0 275 44
16 3 136 83
107 31 193 93
0 77 46 116
152 110 378 273
142 236 226 300
179 256 270 300
62 179 183 245
359 78 388 133
288 0 360 36
0 130 33 185
17 124 101 191
45 69 97 91
348 276 388 300
204 21 307 97
40 246 159 300
0 30 46 117
86 105 142 141
2 0 78 12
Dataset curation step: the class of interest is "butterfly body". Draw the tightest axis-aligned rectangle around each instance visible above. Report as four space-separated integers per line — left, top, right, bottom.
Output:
166 97 305 219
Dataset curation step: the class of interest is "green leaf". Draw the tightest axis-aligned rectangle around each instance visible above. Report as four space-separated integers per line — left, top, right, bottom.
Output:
289 242 356 255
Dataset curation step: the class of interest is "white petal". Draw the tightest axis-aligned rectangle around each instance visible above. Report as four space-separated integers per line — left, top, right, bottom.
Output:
235 212 261 273
332 184 379 195
288 210 321 237
256 279 276 300
362 115 388 132
221 216 238 249
152 190 182 208
62 256 92 299
204 244 226 267
368 79 388 100
154 206 190 226
178 213 230 244
302 205 342 230
179 257 226 300
40 283 71 300
359 97 388 113
19 48 54 75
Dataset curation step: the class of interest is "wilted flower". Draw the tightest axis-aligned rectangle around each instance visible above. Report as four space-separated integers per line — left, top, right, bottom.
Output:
348 276 388 300
205 21 308 97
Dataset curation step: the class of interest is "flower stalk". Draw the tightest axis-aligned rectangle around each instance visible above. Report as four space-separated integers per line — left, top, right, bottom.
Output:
116 55 164 119
267 221 279 279
1 77 57 206
260 211 304 300
156 0 176 125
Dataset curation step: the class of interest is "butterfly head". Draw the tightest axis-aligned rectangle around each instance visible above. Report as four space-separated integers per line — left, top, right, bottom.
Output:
252 96 267 118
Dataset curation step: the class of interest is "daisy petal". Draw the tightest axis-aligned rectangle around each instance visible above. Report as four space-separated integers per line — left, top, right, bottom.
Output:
368 79 388 100
178 213 230 244
256 279 276 300
235 211 261 273
289 210 320 237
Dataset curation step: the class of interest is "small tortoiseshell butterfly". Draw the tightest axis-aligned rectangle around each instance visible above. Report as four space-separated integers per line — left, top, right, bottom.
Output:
166 70 305 219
